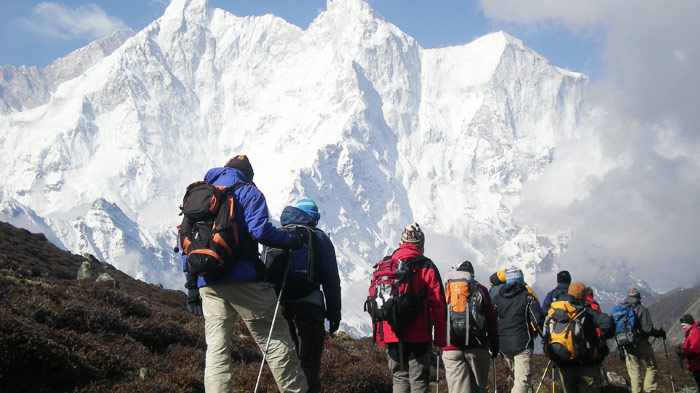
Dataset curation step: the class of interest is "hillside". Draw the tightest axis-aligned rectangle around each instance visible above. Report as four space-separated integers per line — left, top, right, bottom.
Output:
647 286 700 351
1 221 692 392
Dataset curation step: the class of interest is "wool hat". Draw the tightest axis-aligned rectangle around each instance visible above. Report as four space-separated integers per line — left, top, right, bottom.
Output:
295 198 321 222
568 282 587 300
557 270 571 284
505 267 524 284
224 155 254 180
628 288 641 299
401 223 425 247
680 314 695 325
489 272 501 287
457 260 474 274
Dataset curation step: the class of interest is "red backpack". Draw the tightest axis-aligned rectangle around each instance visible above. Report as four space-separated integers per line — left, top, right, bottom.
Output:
365 256 426 339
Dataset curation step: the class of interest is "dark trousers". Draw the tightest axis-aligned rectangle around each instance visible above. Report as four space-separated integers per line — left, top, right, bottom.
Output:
693 370 700 389
282 302 326 393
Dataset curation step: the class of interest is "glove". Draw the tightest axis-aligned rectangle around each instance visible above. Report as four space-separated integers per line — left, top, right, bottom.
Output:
676 346 685 358
328 318 340 336
186 288 203 316
489 343 499 359
289 230 309 250
655 328 666 339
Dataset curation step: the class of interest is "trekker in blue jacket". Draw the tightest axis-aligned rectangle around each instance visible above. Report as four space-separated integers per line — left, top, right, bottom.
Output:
183 155 309 393
541 270 571 313
267 198 342 393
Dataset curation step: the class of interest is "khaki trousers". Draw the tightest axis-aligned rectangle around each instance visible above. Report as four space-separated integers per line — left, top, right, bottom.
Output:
441 347 490 393
386 342 432 393
558 364 602 393
624 339 657 393
200 282 308 393
503 347 533 393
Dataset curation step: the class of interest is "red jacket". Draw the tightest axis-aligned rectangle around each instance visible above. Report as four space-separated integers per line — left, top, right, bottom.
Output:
682 322 700 371
373 243 447 347
442 283 499 352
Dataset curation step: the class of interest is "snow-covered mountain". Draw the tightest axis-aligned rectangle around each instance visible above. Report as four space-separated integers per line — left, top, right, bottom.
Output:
0 0 654 336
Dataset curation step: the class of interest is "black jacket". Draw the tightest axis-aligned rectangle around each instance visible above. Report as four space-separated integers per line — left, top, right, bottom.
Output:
492 282 545 353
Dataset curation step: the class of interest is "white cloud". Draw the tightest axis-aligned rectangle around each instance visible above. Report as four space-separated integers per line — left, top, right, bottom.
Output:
482 0 700 290
22 2 127 41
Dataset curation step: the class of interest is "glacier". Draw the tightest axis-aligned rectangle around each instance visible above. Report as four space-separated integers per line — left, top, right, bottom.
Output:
0 0 653 336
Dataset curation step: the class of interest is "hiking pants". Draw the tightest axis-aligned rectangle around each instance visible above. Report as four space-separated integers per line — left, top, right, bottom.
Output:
503 347 533 393
199 282 308 393
624 339 657 393
441 347 490 393
693 370 700 389
386 342 432 393
281 301 326 393
558 364 601 393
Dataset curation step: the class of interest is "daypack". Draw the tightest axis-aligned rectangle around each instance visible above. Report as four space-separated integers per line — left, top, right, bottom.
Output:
544 300 592 364
445 275 487 347
262 224 318 299
179 181 246 280
610 304 640 347
365 256 425 338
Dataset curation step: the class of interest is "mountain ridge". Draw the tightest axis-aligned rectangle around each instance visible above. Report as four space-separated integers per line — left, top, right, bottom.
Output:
0 0 652 336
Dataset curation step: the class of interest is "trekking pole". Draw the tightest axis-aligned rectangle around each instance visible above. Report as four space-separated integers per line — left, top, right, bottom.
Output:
662 338 677 393
551 363 555 393
254 252 293 393
436 350 440 393
493 356 498 393
679 354 688 391
535 360 552 393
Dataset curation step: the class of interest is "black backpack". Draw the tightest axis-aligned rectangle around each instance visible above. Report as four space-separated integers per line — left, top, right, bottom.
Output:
262 224 318 299
178 181 247 280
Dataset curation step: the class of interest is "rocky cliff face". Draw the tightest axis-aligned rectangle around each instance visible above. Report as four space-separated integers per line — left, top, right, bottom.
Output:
0 0 651 336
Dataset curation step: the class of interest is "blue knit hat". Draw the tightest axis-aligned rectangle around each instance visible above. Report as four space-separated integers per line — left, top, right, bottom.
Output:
506 267 525 284
295 198 321 222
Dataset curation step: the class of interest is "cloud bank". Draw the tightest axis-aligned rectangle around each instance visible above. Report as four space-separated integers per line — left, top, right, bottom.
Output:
481 0 700 291
22 2 127 41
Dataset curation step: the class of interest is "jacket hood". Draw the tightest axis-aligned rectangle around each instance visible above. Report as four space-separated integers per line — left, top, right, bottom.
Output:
280 206 317 227
499 281 525 299
204 167 251 185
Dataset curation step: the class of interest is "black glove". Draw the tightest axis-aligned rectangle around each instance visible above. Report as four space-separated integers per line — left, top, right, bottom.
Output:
186 288 203 316
654 328 666 339
289 230 309 250
676 346 685 358
328 318 340 336
489 344 499 359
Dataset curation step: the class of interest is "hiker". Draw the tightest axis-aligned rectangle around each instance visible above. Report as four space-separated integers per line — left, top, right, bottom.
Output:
181 155 309 393
676 314 700 388
264 198 342 393
541 270 571 312
619 288 666 393
488 270 506 299
545 282 614 393
441 261 499 393
491 267 545 393
367 223 447 393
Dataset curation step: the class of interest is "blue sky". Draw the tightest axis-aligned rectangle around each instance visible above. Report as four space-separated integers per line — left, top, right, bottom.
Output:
0 0 602 78
1 0 699 289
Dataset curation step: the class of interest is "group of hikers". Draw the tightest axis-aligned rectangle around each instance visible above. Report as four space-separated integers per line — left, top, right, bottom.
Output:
178 154 700 393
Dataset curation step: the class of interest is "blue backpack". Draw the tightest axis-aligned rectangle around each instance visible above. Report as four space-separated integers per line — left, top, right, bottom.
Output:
610 304 640 347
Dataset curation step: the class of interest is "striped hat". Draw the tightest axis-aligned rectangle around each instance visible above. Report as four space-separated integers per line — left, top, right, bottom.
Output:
506 267 525 284
295 198 320 222
401 222 425 248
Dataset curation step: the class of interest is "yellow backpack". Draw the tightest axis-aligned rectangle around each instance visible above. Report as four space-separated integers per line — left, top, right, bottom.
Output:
544 300 591 364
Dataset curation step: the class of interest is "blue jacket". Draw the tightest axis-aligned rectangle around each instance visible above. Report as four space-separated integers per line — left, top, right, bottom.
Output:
183 167 294 288
277 206 342 322
541 282 570 313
